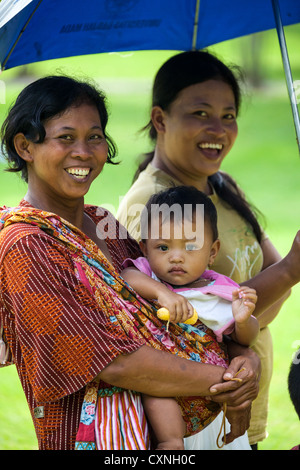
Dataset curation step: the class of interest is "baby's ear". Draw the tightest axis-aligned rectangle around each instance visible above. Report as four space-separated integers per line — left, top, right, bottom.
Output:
208 239 220 266
139 240 148 257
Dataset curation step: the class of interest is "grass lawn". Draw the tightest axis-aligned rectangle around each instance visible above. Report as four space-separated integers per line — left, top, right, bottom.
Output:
0 26 300 450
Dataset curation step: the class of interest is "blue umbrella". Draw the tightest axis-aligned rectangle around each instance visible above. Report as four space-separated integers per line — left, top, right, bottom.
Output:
0 0 299 150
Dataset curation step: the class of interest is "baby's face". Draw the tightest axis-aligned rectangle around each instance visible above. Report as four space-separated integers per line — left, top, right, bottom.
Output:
140 217 219 286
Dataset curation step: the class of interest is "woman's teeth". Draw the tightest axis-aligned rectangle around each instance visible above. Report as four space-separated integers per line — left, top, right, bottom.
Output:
199 143 223 150
66 168 90 179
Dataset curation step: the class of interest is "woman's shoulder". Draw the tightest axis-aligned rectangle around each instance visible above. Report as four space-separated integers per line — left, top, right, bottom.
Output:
84 204 142 271
209 171 242 199
0 221 40 259
116 164 180 239
84 204 129 239
0 219 73 271
118 164 179 208
0 203 45 261
84 204 113 222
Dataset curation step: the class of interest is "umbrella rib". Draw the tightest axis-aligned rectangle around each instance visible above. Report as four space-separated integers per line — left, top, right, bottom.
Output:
2 0 43 70
192 0 201 50
271 0 300 153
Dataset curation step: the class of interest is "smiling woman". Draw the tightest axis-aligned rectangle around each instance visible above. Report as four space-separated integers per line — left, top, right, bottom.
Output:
116 50 298 449
149 79 238 190
1 76 117 229
0 75 265 450
1 76 117 182
14 104 108 210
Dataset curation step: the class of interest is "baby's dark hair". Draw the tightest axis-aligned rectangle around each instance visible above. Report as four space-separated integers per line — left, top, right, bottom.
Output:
288 350 300 420
141 185 218 242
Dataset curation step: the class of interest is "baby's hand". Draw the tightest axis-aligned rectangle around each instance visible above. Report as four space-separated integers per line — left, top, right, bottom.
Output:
156 288 194 324
232 286 257 324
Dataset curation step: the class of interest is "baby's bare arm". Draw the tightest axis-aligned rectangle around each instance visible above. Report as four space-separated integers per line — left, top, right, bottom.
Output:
121 267 193 322
122 266 163 300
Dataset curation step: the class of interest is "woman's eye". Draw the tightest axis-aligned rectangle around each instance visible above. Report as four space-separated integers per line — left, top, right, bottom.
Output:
224 113 236 120
194 110 207 117
90 134 104 140
59 134 73 140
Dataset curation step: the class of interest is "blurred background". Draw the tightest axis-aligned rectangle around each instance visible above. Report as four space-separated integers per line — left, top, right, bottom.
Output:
0 24 299 450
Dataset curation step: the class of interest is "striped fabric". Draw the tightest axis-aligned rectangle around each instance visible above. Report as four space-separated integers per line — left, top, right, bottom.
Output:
0 201 142 450
95 390 150 450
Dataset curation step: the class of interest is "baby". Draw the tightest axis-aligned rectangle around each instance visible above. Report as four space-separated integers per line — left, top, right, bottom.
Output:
121 186 259 450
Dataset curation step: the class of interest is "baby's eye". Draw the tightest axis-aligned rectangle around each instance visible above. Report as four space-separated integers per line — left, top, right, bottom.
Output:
158 245 168 252
185 243 200 251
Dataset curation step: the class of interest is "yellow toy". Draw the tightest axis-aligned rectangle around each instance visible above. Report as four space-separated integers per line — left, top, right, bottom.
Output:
157 307 198 325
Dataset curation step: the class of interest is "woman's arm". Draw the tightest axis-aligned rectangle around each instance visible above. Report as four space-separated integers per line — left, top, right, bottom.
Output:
259 237 292 327
4 230 258 402
240 231 300 317
99 344 227 397
205 341 261 444
99 341 260 443
99 340 260 404
256 237 290 327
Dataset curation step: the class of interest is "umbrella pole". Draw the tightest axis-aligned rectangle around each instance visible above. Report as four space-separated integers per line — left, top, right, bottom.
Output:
2 0 43 71
271 0 300 154
192 0 201 50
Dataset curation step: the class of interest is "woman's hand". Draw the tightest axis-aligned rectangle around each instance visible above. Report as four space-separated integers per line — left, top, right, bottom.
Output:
224 403 252 444
206 345 261 407
207 346 260 444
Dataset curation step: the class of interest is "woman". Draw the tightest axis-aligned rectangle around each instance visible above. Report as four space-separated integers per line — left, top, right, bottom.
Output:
116 50 297 448
0 75 263 450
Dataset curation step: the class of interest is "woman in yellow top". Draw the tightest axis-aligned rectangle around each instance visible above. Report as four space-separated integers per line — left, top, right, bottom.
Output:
117 50 291 449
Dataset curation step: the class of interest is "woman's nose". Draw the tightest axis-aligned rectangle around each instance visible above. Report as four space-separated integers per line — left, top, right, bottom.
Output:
206 117 226 137
71 140 93 159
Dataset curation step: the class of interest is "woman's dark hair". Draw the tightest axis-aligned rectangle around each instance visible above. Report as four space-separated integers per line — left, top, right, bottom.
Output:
143 49 242 142
134 50 263 242
288 351 300 420
1 75 118 182
141 185 218 242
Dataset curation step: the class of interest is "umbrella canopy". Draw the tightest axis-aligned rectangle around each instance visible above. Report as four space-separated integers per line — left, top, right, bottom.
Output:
0 0 299 70
0 0 300 150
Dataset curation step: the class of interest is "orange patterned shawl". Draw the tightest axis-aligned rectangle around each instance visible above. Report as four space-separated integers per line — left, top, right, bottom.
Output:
0 206 228 445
